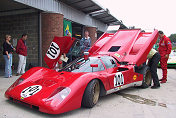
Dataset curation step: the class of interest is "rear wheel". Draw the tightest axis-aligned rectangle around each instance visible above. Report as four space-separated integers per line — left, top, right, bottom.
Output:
141 66 152 88
135 65 152 88
82 79 100 108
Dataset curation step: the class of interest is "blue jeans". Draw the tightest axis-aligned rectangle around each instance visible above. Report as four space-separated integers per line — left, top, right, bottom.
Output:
3 54 12 78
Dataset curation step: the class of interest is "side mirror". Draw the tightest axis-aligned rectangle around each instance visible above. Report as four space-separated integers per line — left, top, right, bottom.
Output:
90 64 98 68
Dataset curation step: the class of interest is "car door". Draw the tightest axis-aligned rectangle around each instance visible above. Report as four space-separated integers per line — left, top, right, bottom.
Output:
100 56 120 89
101 56 136 89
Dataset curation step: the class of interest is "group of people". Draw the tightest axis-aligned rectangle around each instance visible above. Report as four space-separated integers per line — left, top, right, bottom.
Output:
148 31 172 89
2 31 92 78
3 34 28 78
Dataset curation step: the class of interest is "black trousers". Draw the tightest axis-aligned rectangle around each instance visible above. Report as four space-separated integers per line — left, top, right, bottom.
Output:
148 52 161 86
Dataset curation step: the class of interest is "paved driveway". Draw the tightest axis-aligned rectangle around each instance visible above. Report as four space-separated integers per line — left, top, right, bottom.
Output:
0 69 176 118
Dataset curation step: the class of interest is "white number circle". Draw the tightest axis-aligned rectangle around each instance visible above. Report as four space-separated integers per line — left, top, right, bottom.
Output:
114 72 124 87
46 42 60 59
21 85 42 98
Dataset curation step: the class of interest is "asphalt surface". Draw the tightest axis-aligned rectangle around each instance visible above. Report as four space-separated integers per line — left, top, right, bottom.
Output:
0 68 176 118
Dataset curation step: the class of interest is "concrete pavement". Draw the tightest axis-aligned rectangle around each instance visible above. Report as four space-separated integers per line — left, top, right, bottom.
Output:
0 69 176 118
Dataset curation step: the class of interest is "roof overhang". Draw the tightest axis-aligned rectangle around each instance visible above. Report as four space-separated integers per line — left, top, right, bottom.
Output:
59 0 103 14
0 0 38 16
0 0 127 31
59 0 127 28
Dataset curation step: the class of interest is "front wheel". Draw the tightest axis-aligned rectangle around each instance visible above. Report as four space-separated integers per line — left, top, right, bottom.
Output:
82 79 100 108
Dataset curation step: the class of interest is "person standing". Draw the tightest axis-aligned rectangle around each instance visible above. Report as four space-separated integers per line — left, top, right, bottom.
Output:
158 31 172 83
16 34 27 76
80 30 91 53
3 35 16 78
147 48 161 89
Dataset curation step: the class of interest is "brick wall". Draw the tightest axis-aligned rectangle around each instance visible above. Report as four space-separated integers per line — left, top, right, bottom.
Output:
41 13 63 67
0 13 39 70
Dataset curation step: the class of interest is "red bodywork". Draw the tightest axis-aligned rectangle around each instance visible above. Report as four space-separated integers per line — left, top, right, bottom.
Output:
5 29 158 114
44 36 75 69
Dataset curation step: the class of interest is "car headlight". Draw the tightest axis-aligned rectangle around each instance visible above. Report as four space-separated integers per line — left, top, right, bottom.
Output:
59 87 71 99
5 78 24 95
16 78 24 85
45 87 71 106
10 78 24 89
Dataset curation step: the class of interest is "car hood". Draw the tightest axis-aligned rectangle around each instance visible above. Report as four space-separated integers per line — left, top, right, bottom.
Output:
6 67 84 105
89 29 158 66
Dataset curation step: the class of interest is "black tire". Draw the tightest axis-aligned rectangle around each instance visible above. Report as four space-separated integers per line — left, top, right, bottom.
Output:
82 79 100 108
141 66 152 88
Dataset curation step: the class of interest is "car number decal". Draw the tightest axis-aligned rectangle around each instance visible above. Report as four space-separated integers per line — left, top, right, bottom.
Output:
114 72 124 87
46 42 60 59
20 85 42 99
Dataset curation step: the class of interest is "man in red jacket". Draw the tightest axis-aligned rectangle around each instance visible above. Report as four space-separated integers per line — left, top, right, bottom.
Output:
158 31 172 83
16 34 27 76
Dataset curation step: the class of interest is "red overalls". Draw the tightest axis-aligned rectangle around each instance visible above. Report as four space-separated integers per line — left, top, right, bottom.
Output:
158 35 172 81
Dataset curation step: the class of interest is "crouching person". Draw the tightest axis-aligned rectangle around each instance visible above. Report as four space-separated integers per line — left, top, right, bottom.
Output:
147 48 161 89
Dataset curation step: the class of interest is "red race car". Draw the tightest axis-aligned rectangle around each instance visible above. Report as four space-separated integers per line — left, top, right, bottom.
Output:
5 29 158 114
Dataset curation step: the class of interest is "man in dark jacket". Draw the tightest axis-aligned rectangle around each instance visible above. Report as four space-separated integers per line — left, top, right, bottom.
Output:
16 34 27 76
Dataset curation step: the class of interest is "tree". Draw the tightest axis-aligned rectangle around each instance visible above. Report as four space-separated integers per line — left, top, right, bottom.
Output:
169 34 176 43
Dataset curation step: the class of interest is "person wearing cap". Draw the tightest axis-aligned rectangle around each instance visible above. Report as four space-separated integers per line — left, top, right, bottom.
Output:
158 31 172 83
147 48 161 89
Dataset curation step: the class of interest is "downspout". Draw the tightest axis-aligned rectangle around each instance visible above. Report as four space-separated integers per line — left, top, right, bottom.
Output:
38 11 42 66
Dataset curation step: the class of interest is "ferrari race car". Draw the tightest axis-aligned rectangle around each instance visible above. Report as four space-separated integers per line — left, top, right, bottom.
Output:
5 29 158 114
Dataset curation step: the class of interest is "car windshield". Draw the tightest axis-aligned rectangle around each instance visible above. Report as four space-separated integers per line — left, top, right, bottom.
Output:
60 57 105 72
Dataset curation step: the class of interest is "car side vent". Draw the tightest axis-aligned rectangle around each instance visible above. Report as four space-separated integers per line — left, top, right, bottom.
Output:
118 67 129 72
108 46 120 52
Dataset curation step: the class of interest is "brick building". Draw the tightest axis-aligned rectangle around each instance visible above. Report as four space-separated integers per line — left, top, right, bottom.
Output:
0 0 127 71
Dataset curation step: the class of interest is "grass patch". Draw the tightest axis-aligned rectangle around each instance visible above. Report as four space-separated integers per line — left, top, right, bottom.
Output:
172 47 176 50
